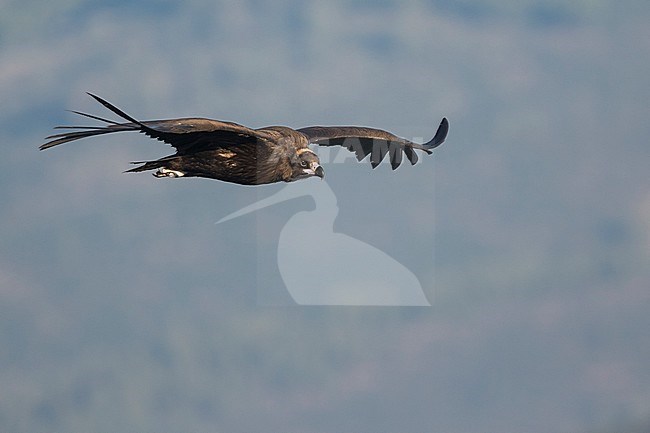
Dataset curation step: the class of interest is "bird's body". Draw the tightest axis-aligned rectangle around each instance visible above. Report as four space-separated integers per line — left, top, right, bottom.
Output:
129 124 312 185
40 94 449 185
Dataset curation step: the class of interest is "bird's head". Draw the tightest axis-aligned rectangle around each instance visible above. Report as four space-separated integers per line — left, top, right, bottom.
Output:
291 148 324 181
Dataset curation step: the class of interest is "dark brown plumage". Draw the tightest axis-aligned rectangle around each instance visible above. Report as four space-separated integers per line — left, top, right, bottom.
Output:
40 93 449 185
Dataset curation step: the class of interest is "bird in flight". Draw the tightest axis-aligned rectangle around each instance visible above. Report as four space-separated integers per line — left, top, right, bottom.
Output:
41 93 449 185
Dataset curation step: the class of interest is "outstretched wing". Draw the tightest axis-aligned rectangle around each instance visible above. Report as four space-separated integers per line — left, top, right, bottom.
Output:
298 117 448 169
40 93 267 153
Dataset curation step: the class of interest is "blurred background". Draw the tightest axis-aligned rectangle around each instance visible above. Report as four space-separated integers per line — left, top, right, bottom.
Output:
1 0 649 432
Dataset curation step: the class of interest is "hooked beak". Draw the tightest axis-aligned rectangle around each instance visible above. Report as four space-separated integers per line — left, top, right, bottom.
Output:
314 165 324 179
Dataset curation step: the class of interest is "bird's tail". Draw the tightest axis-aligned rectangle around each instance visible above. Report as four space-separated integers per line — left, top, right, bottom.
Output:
125 158 179 173
124 161 162 173
124 154 180 173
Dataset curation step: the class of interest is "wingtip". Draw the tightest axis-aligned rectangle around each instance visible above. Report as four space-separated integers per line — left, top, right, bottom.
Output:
85 92 141 125
39 136 70 150
86 92 102 104
425 117 449 149
86 92 112 109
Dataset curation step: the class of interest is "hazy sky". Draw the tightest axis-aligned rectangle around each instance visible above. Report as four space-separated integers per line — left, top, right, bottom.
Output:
1 1 649 432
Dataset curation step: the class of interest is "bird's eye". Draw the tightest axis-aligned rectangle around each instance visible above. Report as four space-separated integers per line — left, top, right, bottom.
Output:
301 160 309 168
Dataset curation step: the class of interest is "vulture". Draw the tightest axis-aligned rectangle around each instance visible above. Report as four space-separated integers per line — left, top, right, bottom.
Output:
40 93 449 185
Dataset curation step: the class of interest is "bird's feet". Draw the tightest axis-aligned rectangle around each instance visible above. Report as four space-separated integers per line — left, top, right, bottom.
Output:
153 168 185 178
